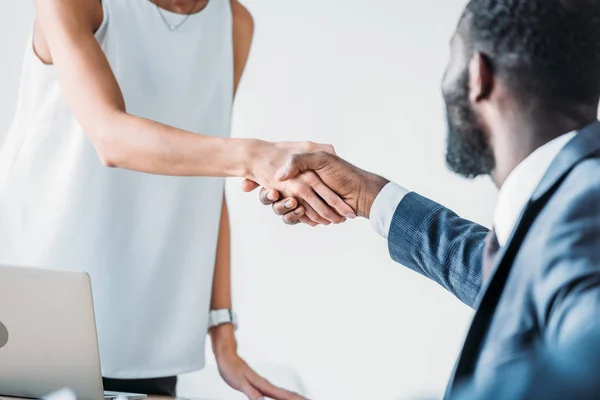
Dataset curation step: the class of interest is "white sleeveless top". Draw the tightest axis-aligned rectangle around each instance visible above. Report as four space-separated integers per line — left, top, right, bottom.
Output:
0 0 233 378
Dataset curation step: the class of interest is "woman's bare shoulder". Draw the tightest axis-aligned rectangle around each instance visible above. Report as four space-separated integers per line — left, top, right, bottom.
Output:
231 0 254 39
33 0 103 65
34 0 103 31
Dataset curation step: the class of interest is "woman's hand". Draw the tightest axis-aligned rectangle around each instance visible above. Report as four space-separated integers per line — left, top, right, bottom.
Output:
212 325 306 400
216 352 307 400
243 141 355 225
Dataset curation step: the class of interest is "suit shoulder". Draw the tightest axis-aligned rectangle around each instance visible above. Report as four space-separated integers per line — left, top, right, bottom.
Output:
570 156 600 181
554 157 600 204
531 156 600 269
530 157 600 323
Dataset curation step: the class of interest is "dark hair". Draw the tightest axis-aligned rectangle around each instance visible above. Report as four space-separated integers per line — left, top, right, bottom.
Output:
464 0 600 104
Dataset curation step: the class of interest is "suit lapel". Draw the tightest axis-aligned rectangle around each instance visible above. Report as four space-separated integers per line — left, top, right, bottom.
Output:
447 203 540 392
446 121 600 396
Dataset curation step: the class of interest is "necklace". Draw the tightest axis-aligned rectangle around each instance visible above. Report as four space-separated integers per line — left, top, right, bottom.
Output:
156 0 200 31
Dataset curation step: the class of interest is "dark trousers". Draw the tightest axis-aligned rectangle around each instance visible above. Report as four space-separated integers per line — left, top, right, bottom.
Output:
102 376 178 396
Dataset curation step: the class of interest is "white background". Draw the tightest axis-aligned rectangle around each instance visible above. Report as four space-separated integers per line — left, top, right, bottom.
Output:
0 1 497 399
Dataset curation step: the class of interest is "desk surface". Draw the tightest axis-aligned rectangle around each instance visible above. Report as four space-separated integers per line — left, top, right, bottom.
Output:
0 397 195 400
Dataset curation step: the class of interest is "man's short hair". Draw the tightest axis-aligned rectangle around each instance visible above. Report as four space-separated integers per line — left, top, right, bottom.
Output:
464 0 600 104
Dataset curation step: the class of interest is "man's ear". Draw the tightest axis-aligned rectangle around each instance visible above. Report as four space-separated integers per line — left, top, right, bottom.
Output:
469 52 494 103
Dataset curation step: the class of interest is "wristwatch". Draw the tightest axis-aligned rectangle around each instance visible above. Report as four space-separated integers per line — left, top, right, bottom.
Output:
209 309 238 331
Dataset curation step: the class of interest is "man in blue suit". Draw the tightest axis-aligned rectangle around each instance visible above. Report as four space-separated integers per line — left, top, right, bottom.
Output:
254 0 600 398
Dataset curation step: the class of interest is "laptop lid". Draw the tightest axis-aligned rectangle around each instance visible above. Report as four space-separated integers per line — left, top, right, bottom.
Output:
0 265 105 400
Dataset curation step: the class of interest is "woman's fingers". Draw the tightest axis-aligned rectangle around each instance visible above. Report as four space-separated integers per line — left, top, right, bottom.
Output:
239 382 264 400
241 179 261 193
248 372 307 400
260 191 314 226
271 197 298 215
280 206 309 225
259 188 281 205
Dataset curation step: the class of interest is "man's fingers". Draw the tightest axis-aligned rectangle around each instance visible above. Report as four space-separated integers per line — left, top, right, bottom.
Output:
311 176 356 219
259 188 281 205
299 215 318 227
249 373 307 400
301 190 346 224
241 179 261 193
276 152 330 182
272 197 299 216
301 201 331 225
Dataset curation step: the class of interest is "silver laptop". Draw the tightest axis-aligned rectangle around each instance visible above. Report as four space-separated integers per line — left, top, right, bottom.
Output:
0 265 146 400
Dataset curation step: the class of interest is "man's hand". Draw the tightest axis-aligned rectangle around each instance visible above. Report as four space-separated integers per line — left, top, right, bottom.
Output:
257 152 389 225
212 325 307 400
242 142 356 225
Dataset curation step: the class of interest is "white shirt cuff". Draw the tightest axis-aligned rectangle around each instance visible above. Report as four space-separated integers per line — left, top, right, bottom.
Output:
370 182 409 239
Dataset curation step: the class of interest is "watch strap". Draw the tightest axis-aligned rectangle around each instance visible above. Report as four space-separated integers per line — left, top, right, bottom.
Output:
209 309 238 330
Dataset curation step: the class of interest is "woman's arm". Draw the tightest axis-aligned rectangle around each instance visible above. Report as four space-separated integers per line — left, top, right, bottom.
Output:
33 0 354 223
209 195 234 355
207 0 253 328
209 195 303 400
209 7 307 399
33 0 259 177
207 0 252 322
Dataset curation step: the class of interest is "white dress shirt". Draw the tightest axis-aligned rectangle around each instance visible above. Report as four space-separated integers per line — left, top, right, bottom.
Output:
371 131 577 244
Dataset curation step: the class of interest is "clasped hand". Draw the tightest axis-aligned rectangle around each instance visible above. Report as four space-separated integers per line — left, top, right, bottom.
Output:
243 141 353 225
244 149 389 226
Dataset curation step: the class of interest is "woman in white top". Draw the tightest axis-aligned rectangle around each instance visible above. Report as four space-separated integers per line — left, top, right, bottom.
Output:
0 0 355 398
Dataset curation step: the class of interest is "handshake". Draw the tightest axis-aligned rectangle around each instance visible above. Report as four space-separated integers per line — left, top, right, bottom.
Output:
241 142 389 226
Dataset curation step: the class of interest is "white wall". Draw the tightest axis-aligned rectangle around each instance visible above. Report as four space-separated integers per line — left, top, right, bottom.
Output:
0 1 497 399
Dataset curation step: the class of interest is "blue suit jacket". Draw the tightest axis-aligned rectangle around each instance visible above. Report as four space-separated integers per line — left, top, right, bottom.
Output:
388 121 600 399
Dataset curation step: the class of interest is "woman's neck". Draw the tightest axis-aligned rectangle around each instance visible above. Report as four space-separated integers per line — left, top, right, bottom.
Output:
152 0 209 14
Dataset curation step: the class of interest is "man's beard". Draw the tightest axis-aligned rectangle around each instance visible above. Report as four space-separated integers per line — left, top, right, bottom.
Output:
444 71 495 178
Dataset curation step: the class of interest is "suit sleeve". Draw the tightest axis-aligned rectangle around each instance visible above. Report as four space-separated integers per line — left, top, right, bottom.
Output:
388 192 488 308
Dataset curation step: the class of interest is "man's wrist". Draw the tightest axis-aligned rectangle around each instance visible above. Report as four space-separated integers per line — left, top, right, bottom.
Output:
369 182 409 238
357 172 389 218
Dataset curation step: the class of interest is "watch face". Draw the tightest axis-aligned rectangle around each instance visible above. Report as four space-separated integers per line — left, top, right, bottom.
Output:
0 321 8 349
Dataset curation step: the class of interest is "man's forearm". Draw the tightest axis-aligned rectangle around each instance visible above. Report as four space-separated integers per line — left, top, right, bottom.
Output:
387 193 486 307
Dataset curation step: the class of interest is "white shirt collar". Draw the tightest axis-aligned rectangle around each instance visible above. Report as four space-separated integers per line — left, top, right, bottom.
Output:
494 131 577 247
